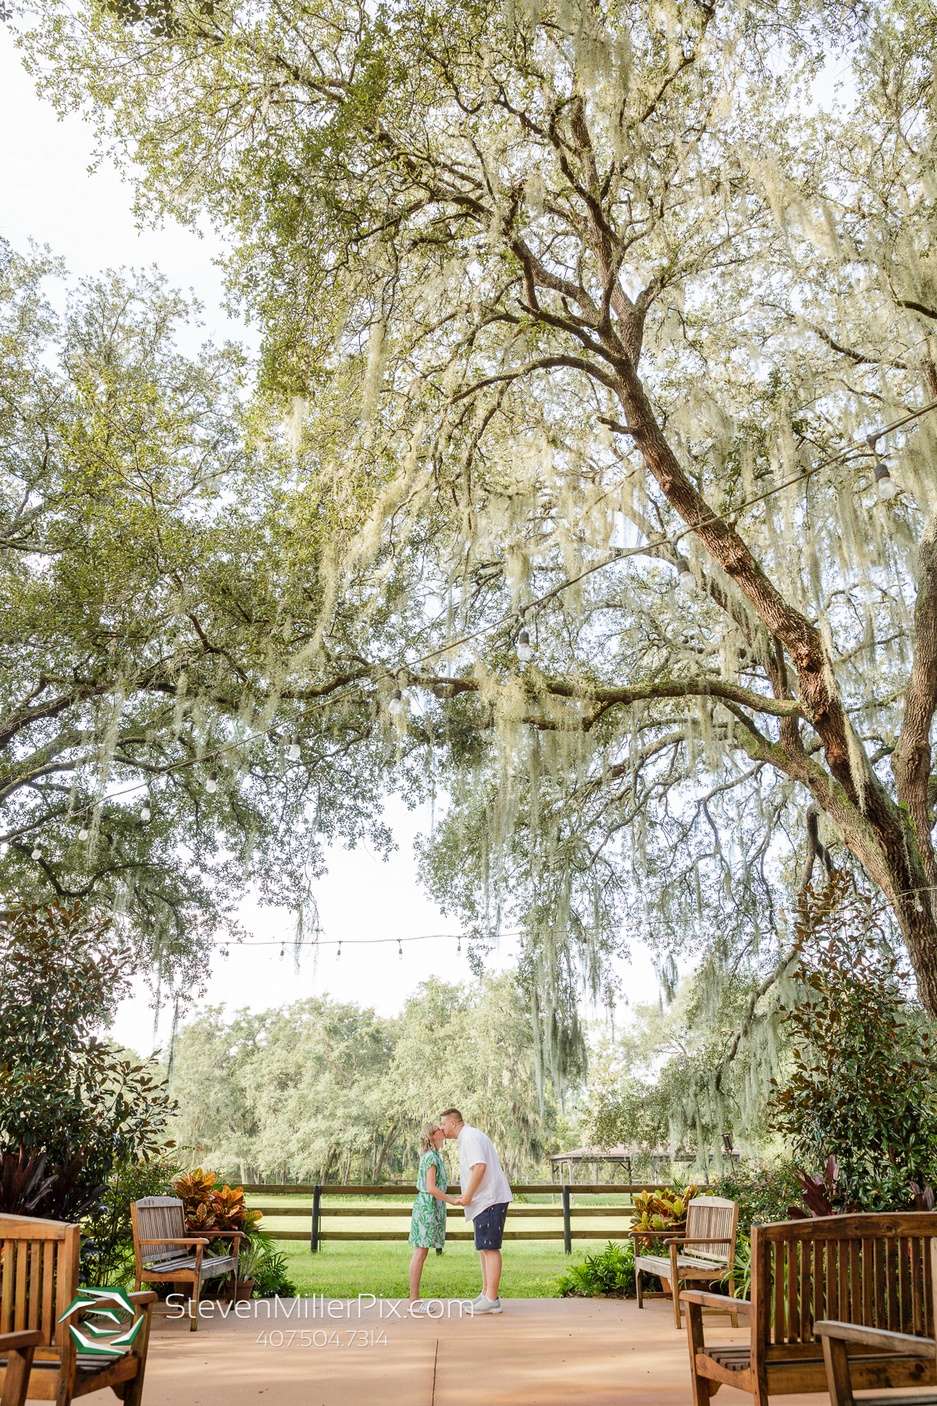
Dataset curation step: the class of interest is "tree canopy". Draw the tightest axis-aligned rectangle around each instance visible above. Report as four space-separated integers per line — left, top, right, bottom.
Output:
13 0 937 1058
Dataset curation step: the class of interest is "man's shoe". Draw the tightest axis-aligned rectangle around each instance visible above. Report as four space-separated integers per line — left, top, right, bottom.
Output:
472 1296 502 1314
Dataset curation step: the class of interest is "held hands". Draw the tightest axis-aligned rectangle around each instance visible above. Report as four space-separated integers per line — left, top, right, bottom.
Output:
455 1193 472 1207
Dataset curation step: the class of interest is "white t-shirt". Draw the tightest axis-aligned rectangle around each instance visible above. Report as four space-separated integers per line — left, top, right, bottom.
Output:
457 1124 513 1221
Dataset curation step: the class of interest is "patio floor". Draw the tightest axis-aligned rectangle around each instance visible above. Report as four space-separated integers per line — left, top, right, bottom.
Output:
75 1295 831 1406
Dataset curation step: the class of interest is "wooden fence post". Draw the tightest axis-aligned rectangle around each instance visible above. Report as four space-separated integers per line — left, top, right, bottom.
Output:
562 1184 571 1255
311 1184 321 1253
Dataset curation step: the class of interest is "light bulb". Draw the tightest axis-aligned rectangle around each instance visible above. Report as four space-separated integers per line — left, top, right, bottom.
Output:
388 689 405 716
31 844 42 860
677 562 695 593
287 739 301 761
516 629 533 663
874 462 897 499
398 940 404 958
78 827 89 842
205 772 218 794
140 804 151 822
336 942 342 960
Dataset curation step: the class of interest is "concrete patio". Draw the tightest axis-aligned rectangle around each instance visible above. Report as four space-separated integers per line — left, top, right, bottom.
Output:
78 1297 827 1406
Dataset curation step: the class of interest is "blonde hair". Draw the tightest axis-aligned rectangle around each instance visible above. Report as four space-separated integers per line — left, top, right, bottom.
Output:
419 1122 440 1154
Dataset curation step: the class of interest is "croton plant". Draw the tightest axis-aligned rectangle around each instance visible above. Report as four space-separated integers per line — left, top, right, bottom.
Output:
629 1185 699 1244
171 1168 263 1235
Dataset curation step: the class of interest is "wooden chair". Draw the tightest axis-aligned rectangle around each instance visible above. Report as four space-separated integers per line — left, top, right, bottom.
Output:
0 1212 155 1404
0 1331 42 1406
682 1212 937 1406
816 1239 937 1406
632 1195 739 1328
131 1197 241 1332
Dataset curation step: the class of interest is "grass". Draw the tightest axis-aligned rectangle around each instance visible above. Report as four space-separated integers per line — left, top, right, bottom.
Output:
245 1191 637 1298
277 1239 619 1299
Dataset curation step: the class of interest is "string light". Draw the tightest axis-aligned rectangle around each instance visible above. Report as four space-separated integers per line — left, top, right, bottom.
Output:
287 738 301 761
279 944 286 959
140 800 152 823
205 771 218 794
397 939 404 958
873 460 898 500
31 842 42 860
457 936 461 953
336 941 342 960
516 629 533 663
78 825 89 842
676 560 696 593
388 689 405 716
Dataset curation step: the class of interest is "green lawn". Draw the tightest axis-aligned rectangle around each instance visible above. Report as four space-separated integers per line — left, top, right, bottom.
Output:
277 1238 613 1299
246 1191 636 1298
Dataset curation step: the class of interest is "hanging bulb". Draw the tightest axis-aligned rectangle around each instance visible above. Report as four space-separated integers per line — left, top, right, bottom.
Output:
914 895 924 914
140 802 151 823
31 842 42 861
78 825 89 842
398 939 404 958
457 936 462 953
388 689 405 716
279 944 286 959
220 945 229 959
676 561 696 593
287 737 301 762
516 629 533 663
336 941 342 960
874 461 898 499
205 771 218 794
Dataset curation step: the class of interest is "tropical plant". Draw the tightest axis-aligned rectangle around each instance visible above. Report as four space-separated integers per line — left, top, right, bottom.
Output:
170 1169 262 1235
629 1185 699 1244
234 1230 297 1298
558 1241 636 1299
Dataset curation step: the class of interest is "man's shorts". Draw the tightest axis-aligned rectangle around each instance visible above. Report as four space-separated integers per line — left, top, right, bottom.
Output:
472 1201 509 1250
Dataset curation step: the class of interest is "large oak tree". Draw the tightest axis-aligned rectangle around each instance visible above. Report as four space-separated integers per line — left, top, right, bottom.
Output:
17 0 937 1016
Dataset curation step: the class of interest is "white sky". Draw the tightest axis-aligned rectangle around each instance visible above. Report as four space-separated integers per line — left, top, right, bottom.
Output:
1 34 661 1055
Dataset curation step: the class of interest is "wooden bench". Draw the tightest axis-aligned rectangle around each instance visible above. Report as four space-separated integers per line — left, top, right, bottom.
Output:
632 1195 739 1328
0 1212 155 1404
131 1196 242 1332
682 1212 937 1406
0 1331 42 1406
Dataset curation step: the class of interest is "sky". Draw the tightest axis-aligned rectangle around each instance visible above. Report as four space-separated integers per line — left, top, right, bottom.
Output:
1 32 662 1055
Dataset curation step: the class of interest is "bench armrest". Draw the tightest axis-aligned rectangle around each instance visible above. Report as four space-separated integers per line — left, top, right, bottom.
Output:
681 1290 751 1317
206 1230 245 1242
137 1237 210 1247
815 1321 937 1356
0 1330 43 1350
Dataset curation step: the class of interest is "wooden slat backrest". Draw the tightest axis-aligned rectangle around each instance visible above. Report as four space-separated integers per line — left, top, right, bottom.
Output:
684 1196 739 1265
751 1213 937 1366
0 1214 80 1349
133 1197 188 1264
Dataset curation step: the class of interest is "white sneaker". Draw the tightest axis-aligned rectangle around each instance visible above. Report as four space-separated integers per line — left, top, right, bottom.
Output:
472 1296 502 1314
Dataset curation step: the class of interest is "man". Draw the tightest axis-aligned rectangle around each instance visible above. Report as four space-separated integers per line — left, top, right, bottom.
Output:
438 1107 512 1315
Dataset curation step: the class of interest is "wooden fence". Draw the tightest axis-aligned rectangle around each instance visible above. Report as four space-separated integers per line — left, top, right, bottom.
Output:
244 1183 665 1255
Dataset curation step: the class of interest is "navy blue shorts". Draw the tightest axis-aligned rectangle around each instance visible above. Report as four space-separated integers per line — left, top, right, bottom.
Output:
473 1202 509 1250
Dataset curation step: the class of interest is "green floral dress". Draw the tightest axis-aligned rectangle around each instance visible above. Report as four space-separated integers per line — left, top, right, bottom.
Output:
408 1149 448 1249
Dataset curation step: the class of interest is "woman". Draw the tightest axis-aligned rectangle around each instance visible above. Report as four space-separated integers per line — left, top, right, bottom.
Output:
408 1122 457 1307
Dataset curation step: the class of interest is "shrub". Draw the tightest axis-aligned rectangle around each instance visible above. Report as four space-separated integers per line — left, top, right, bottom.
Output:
709 1160 803 1233
82 1155 180 1286
557 1241 636 1298
770 875 937 1209
0 902 176 1219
